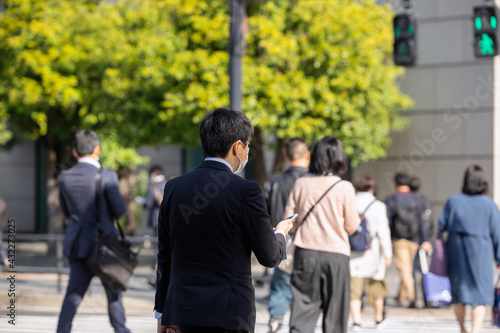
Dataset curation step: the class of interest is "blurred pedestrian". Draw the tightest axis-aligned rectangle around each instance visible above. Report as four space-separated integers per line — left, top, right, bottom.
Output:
409 176 434 241
439 164 500 333
409 175 434 306
154 107 292 333
349 175 392 331
385 172 432 308
144 164 167 236
57 130 130 333
0 196 8 270
284 136 360 333
144 164 168 287
265 138 310 333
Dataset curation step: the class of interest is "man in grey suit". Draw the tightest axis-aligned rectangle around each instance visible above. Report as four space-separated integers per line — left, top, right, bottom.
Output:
57 130 131 333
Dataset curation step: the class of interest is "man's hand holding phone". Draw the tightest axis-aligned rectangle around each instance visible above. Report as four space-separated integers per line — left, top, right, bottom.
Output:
275 214 298 236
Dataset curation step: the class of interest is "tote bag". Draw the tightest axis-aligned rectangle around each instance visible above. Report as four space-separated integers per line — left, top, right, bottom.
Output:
429 231 447 277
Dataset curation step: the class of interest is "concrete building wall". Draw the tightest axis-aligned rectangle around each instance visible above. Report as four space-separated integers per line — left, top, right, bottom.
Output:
0 140 36 232
136 146 183 178
356 0 495 222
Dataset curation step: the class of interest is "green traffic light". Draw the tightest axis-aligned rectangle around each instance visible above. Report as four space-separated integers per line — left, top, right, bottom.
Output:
475 17 482 30
491 16 498 29
400 43 410 56
479 33 495 55
408 25 414 36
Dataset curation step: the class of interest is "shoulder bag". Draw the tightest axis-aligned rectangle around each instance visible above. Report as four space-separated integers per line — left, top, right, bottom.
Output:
87 169 140 291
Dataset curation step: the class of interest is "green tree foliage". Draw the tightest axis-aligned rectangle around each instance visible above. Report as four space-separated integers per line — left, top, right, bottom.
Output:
0 0 411 168
130 0 412 168
0 0 170 158
243 0 413 166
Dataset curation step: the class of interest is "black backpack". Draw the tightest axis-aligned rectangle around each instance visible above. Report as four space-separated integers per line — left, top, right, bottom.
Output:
349 199 376 252
392 195 420 239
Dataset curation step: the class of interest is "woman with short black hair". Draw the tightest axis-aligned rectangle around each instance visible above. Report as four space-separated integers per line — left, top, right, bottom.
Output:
284 136 360 333
439 164 500 333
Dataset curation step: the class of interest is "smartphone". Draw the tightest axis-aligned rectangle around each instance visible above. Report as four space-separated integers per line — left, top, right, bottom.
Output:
286 213 299 221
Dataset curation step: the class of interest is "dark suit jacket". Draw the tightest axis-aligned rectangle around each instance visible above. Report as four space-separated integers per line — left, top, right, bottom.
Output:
265 166 308 227
59 162 126 258
154 161 287 332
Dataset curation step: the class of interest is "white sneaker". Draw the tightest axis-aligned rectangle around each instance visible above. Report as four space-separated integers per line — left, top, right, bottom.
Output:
268 316 282 333
350 323 362 332
376 319 388 330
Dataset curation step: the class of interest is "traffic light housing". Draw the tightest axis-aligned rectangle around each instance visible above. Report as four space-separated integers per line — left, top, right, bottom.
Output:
393 13 417 66
473 6 498 57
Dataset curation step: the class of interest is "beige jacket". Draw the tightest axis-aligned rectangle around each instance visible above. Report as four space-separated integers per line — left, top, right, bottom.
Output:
283 175 360 256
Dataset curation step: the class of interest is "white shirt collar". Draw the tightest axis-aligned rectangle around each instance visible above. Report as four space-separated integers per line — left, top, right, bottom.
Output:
357 191 375 198
205 157 233 172
78 157 101 169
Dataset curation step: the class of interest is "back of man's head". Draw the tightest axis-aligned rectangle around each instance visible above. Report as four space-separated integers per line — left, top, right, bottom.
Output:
199 107 254 158
394 172 411 187
285 138 309 162
74 130 100 156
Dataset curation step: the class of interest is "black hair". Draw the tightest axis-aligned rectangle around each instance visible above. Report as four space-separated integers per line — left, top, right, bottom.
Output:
409 176 421 192
74 130 100 156
355 175 375 192
285 138 308 161
309 136 347 176
199 107 254 158
462 164 488 195
394 172 411 186
149 164 164 175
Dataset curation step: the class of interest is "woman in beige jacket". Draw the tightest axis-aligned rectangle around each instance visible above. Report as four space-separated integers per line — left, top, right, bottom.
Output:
284 137 360 333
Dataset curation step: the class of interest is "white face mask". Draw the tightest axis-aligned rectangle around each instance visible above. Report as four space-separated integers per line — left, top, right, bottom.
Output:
234 142 249 174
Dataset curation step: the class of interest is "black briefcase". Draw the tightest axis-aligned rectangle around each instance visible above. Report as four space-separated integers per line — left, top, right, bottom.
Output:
87 232 139 291
86 169 140 291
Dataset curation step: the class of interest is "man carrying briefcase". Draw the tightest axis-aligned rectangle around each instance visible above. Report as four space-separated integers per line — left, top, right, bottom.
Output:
57 130 131 333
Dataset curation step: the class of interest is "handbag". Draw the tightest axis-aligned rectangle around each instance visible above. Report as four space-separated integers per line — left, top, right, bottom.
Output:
279 179 343 273
86 169 140 291
429 231 447 277
278 230 296 274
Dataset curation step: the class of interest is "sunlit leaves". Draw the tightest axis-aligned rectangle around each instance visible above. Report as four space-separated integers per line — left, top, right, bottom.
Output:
0 0 412 169
242 0 413 166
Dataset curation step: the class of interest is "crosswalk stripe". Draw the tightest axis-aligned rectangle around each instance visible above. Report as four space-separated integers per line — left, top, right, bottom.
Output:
2 314 500 333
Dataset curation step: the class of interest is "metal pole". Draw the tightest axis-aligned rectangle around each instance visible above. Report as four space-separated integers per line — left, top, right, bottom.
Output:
229 0 243 111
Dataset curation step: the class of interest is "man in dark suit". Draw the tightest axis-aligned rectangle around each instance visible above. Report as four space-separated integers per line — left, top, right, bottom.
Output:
57 130 131 333
154 107 293 333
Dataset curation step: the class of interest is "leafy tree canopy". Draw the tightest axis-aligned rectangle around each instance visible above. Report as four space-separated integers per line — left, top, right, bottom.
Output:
159 0 413 166
0 0 412 169
243 0 413 165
